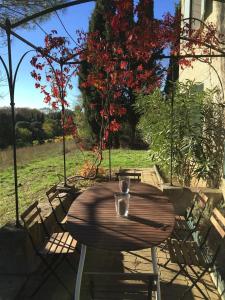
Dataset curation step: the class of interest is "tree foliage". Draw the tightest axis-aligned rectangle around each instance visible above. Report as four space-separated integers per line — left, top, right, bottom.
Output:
0 0 65 25
0 107 65 149
135 81 225 188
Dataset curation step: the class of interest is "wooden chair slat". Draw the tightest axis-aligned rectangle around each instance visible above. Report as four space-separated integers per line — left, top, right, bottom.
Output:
172 239 185 264
23 208 41 226
85 272 157 280
46 184 57 197
197 190 208 205
47 190 60 203
213 208 225 227
115 172 141 181
43 232 77 254
167 240 177 263
21 200 39 220
210 215 225 238
180 241 192 265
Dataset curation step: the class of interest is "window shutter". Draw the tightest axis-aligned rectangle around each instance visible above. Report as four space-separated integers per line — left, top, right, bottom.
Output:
201 0 206 19
184 0 191 19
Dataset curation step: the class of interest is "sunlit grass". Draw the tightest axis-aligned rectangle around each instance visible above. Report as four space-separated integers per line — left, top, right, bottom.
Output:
0 143 151 226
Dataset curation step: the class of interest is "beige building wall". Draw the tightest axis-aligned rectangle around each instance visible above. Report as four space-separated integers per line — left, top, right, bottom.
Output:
180 0 225 99
180 0 225 192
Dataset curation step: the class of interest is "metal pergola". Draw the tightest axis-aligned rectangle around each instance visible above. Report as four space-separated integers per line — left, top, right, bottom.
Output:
0 1 224 228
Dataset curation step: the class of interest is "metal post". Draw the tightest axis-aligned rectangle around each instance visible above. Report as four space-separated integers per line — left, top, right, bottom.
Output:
60 63 67 187
6 19 20 227
108 134 112 181
170 61 175 186
61 102 67 187
108 97 112 181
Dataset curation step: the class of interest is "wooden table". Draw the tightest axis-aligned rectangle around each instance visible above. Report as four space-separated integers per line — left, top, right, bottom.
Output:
67 182 175 300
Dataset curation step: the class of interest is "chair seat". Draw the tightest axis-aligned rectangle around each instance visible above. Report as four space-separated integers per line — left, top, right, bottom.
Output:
175 215 194 230
40 232 77 254
84 272 156 300
167 239 207 267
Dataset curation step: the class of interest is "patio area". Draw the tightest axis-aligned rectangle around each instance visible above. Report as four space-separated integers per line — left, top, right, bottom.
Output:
0 168 221 300
4 244 219 299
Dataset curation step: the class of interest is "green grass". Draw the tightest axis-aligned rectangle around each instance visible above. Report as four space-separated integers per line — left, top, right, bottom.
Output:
0 145 151 226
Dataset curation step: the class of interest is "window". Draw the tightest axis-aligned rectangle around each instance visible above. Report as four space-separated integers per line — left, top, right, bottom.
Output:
183 0 212 28
204 0 213 20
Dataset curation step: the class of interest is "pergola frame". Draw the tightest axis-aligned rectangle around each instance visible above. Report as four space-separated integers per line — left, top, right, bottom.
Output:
0 2 224 227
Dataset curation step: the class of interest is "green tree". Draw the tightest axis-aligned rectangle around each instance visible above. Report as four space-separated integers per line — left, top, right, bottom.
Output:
16 127 32 146
42 119 58 138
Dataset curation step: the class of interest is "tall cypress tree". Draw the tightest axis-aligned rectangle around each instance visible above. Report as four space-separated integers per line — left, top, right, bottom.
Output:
124 0 155 148
164 3 180 96
78 0 115 141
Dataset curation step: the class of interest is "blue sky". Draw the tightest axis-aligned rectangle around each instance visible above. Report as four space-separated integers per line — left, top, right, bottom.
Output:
0 0 178 109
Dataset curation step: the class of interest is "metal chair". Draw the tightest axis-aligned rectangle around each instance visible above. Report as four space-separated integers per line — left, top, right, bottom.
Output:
21 200 77 297
85 272 157 300
46 184 68 231
173 190 209 241
115 170 142 181
166 208 225 299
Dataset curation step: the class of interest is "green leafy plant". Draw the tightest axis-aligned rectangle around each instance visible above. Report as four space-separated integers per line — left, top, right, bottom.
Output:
135 80 225 187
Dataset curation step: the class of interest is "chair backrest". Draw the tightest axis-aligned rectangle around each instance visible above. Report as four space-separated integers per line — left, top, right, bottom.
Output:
186 190 209 224
210 208 225 239
21 201 49 250
200 208 225 265
46 185 67 212
46 185 67 227
115 171 142 181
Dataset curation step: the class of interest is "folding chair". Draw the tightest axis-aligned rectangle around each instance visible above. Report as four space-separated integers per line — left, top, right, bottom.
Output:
173 190 209 241
115 170 142 181
46 184 68 231
166 208 225 299
21 201 77 297
85 272 157 300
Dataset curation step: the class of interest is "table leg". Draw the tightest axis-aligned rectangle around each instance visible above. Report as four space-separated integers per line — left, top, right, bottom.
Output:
151 246 161 300
74 244 86 300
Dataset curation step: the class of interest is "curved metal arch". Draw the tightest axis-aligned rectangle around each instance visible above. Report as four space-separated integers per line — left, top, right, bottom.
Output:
13 49 35 91
0 55 10 83
10 0 95 29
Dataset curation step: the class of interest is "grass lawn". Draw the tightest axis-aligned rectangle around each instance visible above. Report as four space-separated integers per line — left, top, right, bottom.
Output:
0 144 151 226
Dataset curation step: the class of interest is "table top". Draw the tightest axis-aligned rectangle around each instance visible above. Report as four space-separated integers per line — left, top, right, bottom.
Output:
67 181 175 251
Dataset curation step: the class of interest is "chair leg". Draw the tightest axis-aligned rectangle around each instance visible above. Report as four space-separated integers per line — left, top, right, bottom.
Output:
181 268 209 299
151 247 161 300
31 254 72 297
74 244 87 300
164 257 171 268
170 266 184 284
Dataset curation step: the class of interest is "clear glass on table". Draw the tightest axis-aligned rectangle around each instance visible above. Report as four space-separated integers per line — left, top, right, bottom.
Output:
114 192 130 217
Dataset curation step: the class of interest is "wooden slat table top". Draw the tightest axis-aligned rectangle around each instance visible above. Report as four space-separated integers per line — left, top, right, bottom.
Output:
67 182 175 251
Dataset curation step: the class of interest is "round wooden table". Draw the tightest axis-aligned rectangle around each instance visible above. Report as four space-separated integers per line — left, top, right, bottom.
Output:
67 181 175 300
67 181 175 251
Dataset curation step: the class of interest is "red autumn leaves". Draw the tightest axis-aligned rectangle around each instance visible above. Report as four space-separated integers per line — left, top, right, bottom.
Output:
30 0 223 144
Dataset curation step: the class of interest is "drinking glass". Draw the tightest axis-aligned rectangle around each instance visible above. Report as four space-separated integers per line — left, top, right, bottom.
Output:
118 176 130 194
114 192 130 217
